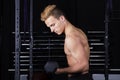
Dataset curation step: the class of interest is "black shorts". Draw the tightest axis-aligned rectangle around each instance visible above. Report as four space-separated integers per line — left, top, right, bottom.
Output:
68 73 93 80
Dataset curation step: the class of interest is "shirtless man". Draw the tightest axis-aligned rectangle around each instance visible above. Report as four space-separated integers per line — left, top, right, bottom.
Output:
41 4 93 80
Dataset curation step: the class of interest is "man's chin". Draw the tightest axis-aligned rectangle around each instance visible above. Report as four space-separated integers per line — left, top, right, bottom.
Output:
55 33 61 35
57 32 62 35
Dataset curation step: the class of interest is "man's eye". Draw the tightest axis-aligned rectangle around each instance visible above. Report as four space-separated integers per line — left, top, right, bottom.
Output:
51 24 55 27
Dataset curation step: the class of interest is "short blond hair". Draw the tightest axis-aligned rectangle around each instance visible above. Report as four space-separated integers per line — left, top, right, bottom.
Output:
41 4 65 21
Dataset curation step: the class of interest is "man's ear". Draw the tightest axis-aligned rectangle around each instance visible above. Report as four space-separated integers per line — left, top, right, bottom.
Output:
59 15 65 21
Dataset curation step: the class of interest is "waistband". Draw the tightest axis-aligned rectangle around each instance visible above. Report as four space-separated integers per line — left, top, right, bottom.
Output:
68 72 91 78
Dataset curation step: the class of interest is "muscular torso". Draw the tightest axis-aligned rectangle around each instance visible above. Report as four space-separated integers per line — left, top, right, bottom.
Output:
64 27 90 73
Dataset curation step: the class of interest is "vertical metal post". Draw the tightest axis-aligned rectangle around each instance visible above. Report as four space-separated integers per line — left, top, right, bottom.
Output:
105 0 112 80
105 12 109 80
15 0 20 80
23 0 28 41
29 0 33 80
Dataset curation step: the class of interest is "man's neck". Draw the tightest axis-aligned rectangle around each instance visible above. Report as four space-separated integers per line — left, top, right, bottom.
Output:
64 21 74 35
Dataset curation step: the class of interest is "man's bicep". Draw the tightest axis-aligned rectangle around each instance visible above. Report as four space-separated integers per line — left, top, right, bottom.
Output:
73 44 86 61
68 39 86 60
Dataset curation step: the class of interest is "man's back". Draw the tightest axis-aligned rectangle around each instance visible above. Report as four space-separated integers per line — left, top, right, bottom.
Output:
64 26 90 74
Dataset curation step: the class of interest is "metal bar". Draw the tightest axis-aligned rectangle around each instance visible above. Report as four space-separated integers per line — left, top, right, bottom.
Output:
29 0 33 80
104 0 112 80
15 0 20 80
23 0 28 42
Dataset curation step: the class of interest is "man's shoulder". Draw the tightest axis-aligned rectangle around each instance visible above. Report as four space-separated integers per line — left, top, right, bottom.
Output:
65 34 81 45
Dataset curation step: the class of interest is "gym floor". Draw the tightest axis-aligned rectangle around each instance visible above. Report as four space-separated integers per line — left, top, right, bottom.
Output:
93 74 120 80
19 74 120 80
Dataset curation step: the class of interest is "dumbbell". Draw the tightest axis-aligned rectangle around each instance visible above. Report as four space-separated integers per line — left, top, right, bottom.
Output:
44 61 59 73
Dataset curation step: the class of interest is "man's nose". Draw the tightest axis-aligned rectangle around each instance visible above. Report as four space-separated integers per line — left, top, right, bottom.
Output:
50 27 54 32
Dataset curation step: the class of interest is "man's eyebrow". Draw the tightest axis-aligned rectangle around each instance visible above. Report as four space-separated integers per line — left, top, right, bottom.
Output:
50 23 55 27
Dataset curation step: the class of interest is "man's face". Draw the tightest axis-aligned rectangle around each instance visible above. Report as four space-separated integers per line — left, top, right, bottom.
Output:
45 16 64 35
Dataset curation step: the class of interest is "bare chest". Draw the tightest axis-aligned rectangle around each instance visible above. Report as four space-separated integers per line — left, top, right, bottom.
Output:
64 43 71 55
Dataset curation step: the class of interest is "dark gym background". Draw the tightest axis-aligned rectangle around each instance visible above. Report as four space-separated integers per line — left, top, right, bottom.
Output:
0 0 120 80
